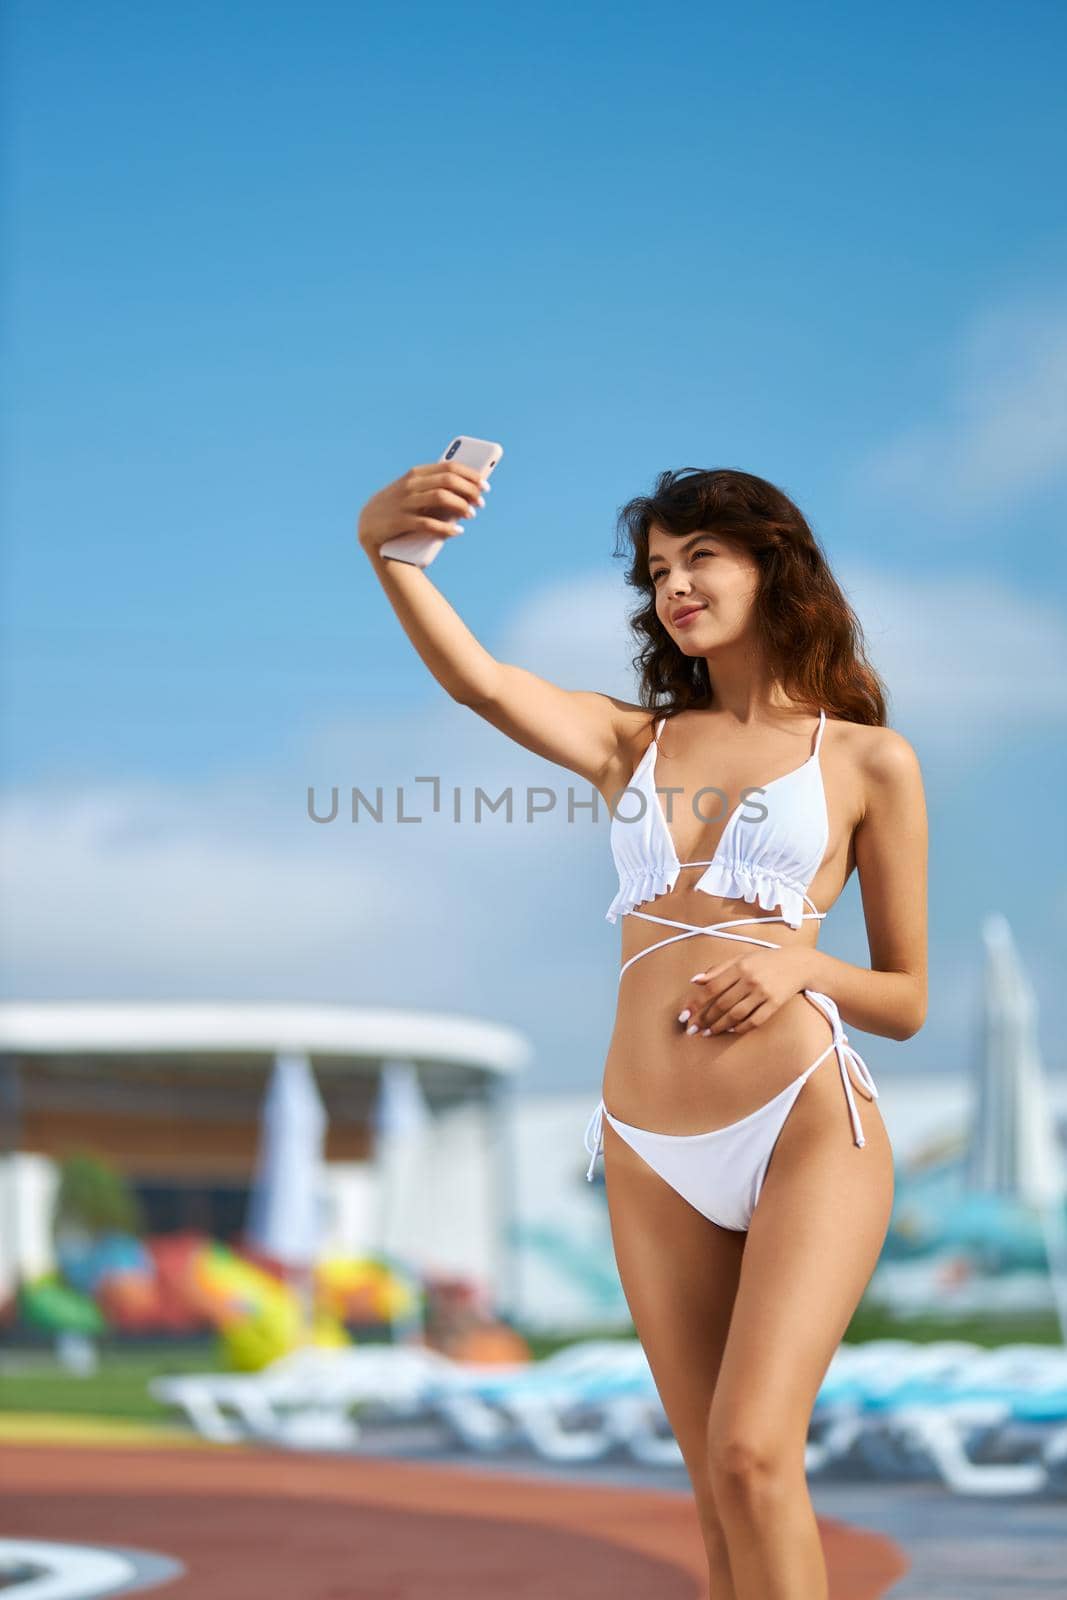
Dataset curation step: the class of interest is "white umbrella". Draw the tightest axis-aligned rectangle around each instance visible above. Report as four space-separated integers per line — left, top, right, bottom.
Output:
246 1051 328 1328
965 913 1067 1338
373 1060 432 1342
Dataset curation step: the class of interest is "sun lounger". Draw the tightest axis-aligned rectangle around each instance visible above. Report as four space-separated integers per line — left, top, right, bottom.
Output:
150 1335 1067 1494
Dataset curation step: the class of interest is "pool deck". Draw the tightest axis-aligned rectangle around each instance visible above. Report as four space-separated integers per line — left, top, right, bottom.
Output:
2 1427 905 1599
3 1415 1065 1596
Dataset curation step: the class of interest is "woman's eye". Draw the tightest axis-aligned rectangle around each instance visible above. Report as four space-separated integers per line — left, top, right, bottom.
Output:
651 548 713 583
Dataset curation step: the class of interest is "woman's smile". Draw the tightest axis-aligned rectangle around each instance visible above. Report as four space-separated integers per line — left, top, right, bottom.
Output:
671 601 707 628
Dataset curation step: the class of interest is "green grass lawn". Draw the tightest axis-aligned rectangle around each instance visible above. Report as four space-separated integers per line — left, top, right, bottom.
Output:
0 1342 224 1421
526 1302 1064 1359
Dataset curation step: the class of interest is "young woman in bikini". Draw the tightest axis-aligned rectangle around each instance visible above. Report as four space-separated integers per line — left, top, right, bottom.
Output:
357 458 928 1600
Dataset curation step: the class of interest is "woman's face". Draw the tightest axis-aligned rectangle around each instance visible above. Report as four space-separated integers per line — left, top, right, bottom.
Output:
646 525 760 652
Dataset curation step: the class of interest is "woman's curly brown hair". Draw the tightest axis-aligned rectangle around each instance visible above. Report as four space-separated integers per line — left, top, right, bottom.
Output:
614 467 889 733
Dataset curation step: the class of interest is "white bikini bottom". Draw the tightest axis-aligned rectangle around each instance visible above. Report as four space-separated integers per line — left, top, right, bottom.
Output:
583 988 879 1233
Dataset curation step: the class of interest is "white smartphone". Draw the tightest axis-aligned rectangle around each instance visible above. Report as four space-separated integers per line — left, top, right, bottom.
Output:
380 435 504 567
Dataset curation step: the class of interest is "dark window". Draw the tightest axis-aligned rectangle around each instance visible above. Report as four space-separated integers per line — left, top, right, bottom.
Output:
131 1180 251 1240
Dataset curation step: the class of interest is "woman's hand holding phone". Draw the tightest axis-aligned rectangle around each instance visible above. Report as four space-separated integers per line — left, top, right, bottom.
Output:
357 460 486 564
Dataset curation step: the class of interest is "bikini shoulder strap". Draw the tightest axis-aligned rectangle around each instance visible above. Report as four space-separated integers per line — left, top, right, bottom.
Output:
813 709 827 757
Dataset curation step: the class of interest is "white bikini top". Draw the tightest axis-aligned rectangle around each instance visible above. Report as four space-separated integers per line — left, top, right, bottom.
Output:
607 708 830 930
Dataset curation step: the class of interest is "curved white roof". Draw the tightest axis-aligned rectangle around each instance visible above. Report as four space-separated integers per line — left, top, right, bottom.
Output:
0 1001 530 1077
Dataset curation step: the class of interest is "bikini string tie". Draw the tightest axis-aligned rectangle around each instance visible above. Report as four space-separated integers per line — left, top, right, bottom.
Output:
801 990 879 1149
583 1099 606 1182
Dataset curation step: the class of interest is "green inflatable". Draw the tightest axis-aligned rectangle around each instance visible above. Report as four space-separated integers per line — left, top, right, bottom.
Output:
19 1276 106 1334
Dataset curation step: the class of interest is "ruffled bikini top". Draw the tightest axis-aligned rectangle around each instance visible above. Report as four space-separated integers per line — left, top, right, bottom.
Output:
607 708 829 930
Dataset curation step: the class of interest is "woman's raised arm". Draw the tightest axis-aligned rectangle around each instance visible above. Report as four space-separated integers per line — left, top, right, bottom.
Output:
357 460 627 789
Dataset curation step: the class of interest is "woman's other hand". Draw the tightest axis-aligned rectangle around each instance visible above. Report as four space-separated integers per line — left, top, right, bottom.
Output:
677 947 813 1037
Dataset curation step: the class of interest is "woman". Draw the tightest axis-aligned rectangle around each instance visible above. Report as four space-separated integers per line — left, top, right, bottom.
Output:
357 459 927 1600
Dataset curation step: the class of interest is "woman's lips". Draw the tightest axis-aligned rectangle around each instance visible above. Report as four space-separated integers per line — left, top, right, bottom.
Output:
673 605 705 628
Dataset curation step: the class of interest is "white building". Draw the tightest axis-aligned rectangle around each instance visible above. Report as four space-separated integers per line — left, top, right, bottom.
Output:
0 1001 530 1316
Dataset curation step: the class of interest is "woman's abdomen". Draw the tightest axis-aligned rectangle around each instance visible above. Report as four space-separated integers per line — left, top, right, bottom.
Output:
602 897 833 1133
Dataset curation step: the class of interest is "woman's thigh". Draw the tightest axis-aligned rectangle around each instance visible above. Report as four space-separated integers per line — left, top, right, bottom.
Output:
707 1068 894 1464
603 1119 746 1486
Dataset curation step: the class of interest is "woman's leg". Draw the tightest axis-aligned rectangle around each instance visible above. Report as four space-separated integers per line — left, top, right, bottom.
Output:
706 1063 894 1600
603 1118 747 1599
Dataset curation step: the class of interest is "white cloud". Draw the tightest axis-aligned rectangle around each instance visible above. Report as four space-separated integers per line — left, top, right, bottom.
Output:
0 698 617 1048
854 291 1067 520
494 568 641 699
835 562 1067 738
0 780 424 989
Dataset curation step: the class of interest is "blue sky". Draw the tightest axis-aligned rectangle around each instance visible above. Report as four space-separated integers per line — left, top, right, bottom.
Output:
4 0 1066 1094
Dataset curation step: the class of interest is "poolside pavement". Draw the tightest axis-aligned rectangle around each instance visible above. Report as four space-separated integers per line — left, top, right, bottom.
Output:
4 1414 1065 1595
2 1428 907 1598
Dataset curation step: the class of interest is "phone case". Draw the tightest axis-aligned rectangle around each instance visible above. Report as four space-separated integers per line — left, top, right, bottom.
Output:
380 436 504 567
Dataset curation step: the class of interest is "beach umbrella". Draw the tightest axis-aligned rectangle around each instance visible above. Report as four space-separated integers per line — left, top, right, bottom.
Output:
965 913 1067 1337
372 1060 432 1341
246 1052 328 1327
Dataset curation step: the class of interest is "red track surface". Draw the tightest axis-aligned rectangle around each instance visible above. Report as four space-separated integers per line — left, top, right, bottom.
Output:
2 1441 910 1598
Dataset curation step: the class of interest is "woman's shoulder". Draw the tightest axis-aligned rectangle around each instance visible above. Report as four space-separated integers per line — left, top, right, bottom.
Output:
828 716 922 786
